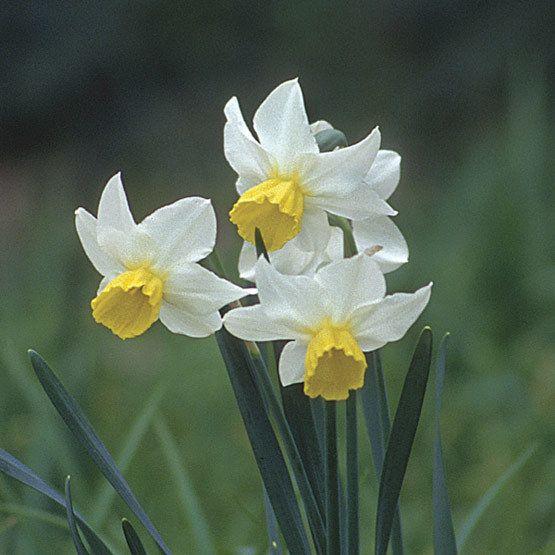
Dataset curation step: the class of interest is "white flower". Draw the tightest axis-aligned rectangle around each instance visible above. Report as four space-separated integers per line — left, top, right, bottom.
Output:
75 173 253 339
224 78 395 255
311 120 408 273
237 226 344 281
224 254 432 400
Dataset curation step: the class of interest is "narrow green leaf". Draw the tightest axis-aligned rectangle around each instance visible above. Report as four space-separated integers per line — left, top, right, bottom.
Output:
0 448 112 554
375 327 433 555
153 416 216 555
315 128 348 152
457 444 536 550
325 401 340 555
361 351 404 554
254 227 270 261
215 327 311 555
122 519 147 555
262 486 283 554
65 476 89 555
91 380 168 528
346 392 359 554
433 335 457 555
28 350 171 555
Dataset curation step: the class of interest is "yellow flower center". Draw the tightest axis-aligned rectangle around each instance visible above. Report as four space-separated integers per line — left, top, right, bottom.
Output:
304 320 367 401
91 266 165 339
229 177 305 252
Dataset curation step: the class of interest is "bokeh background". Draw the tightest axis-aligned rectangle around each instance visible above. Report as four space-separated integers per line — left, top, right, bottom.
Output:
1 2 553 553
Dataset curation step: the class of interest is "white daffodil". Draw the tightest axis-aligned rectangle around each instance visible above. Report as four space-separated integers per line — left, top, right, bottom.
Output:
75 173 253 339
237 225 344 281
224 78 395 256
310 120 408 273
224 254 432 401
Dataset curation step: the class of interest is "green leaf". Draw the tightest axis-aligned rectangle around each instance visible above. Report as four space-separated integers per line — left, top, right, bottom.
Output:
65 476 89 555
325 401 340 554
90 380 168 528
28 350 171 555
457 444 536 550
122 519 147 555
0 448 112 554
433 335 457 555
153 416 216 555
346 392 359 554
214 327 311 555
262 486 283 554
255 227 270 261
375 327 433 555
314 128 348 152
361 351 404 554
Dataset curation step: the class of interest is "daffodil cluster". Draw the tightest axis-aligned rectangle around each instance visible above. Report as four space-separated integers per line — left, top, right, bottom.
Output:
76 78 431 401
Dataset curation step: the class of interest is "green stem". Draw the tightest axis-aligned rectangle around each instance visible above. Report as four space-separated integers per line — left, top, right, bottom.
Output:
325 401 339 555
346 392 359 554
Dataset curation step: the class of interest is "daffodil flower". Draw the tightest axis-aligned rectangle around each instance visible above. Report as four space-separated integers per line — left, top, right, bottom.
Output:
75 173 253 339
224 254 432 401
237 226 344 281
310 120 409 273
224 79 395 255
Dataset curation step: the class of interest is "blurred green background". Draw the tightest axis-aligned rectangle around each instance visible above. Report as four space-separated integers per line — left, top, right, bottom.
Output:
1 2 553 553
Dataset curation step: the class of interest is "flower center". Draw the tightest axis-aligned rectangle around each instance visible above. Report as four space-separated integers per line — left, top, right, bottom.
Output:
304 320 367 401
229 177 305 252
91 266 165 339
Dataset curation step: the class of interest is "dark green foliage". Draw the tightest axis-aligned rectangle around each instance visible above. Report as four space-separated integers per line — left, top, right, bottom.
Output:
122 519 147 555
375 328 433 555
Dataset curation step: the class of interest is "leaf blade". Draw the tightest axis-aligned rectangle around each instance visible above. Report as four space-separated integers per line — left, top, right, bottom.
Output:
433 335 457 555
122 519 147 555
375 327 433 555
65 476 89 555
0 448 112 554
28 350 171 555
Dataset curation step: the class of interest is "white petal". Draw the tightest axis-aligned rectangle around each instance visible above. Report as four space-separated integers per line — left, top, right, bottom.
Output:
164 262 254 313
301 127 381 197
315 254 386 322
353 216 408 274
309 120 333 135
293 206 332 253
224 122 273 190
323 226 345 265
159 302 222 338
352 283 432 349
366 150 401 200
97 173 136 233
252 79 318 170
97 226 156 269
278 340 308 386
314 184 397 220
139 197 216 267
75 208 123 277
224 96 256 140
223 305 302 341
254 257 324 331
238 241 258 281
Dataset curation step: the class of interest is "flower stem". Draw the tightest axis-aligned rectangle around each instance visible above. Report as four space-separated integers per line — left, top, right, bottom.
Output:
346 392 359 554
325 401 340 554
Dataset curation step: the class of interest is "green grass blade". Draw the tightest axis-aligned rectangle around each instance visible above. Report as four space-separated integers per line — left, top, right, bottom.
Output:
121 519 147 555
325 401 340 555
457 444 536 550
0 449 113 554
153 416 216 555
28 350 171 555
361 351 404 554
346 392 359 554
375 327 433 555
0 502 69 531
262 486 283 554
90 381 168 528
214 327 311 555
65 476 89 555
433 335 457 555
